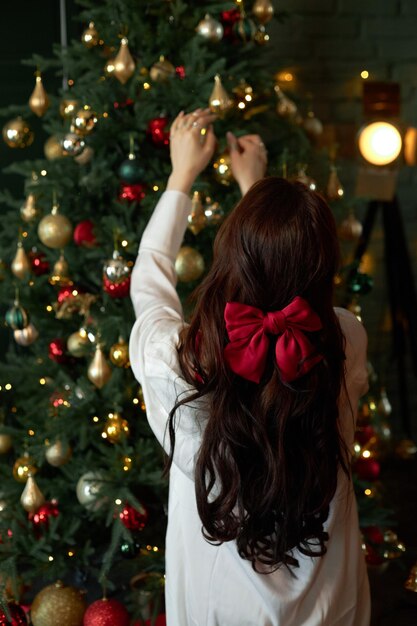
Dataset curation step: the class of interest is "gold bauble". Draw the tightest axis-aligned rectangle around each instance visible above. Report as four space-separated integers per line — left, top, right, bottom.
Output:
88 344 112 388
274 85 297 118
21 192 40 221
188 190 206 235
109 338 130 368
38 208 73 249
45 440 72 467
81 21 99 48
74 145 94 165
29 73 49 117
327 167 344 200
2 117 34 148
72 106 98 136
405 562 417 592
59 99 79 119
304 112 323 137
113 37 136 84
49 253 71 286
76 471 106 510
253 0 274 24
67 327 90 358
0 434 12 454
149 55 176 82
213 151 234 186
14 322 39 346
175 246 205 283
339 212 363 241
209 74 233 115
20 474 45 513
11 243 31 279
104 58 116 76
395 438 417 460
196 14 224 42
44 135 65 160
13 453 37 482
31 581 87 626
102 411 130 443
61 132 86 156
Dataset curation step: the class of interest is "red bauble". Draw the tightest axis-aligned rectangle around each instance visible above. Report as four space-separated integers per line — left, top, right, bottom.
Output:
48 338 67 363
84 599 130 626
118 183 146 203
74 220 97 247
362 525 384 545
119 502 148 531
0 603 28 626
354 457 381 481
102 275 131 298
29 251 50 276
364 544 384 566
355 425 375 447
175 65 186 80
147 117 170 147
220 8 241 40
29 500 59 529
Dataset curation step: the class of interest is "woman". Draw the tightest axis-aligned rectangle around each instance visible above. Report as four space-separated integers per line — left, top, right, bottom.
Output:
129 108 370 626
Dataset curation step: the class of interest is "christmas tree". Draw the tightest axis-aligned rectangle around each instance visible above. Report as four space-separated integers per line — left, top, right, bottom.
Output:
0 0 320 622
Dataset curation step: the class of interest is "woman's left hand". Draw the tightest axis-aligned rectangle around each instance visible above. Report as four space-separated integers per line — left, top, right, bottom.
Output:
167 108 217 194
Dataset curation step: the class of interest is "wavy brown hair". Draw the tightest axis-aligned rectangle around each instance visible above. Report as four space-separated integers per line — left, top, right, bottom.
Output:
168 177 347 571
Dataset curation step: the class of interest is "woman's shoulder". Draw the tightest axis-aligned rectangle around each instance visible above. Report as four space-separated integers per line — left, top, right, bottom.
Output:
334 307 368 386
334 307 367 343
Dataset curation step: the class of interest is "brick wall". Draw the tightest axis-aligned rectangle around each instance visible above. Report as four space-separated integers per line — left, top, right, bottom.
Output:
268 0 417 436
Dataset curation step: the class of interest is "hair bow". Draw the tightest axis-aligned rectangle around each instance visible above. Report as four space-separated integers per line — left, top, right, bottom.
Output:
224 296 323 384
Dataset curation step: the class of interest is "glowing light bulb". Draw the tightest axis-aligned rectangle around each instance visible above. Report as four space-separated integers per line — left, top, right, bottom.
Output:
358 122 402 166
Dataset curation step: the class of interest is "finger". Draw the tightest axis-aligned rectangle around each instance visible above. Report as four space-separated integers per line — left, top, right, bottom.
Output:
226 131 239 152
203 125 217 154
171 110 184 133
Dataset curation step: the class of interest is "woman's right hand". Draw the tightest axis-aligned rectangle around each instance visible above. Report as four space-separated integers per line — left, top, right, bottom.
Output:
226 132 268 196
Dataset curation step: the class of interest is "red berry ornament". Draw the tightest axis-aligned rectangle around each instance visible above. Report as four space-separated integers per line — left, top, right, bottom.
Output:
147 117 170 147
29 500 59 529
0 603 28 626
354 457 381 481
29 251 50 276
175 66 186 80
118 183 146 203
74 220 96 247
84 599 130 626
119 502 148 531
48 338 67 363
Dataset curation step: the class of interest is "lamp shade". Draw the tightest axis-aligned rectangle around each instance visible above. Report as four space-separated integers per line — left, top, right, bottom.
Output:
358 122 402 166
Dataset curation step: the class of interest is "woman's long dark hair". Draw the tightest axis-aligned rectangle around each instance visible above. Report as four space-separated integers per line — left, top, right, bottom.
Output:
168 177 348 572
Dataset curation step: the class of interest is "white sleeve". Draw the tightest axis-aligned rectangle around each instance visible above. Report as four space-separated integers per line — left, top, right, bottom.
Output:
129 190 203 479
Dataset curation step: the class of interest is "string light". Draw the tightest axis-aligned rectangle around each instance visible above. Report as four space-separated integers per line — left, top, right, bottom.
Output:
361 70 369 79
48 555 54 562
115 498 122 505
362 450 371 458
5 384 12 391
40 170 47 176
46 305 53 312
153 185 159 191
92 416 99 423
143 82 151 90
28 429 35 436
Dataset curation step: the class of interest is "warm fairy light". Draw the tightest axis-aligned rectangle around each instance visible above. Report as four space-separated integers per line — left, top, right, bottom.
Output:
362 450 371 458
153 546 159 552
337 188 344 197
0 386 2 391
364 488 372 496
101 432 108 439
133 398 139 405
72 289 79 296
102 112 109 118
68 79 74 87
48 556 54 562
369 401 376 410
29 280 34 287
200 128 207 137
153 185 159 191
143 82 151 90
238 102 246 109
358 121 402 166
146 545 152 551
276 71 294 83
11 407 17 413
22 231 28 238
92 416 99 422
41 170 47 176
68 550 74 557
115 498 122 505
46 305 53 312
121 240 128 247
28 429 35 436
5 383 12 391
353 443 361 454
361 70 369 79
245 94 252 102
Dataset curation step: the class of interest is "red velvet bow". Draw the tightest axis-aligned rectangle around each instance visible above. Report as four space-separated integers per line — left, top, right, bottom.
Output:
224 296 323 384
